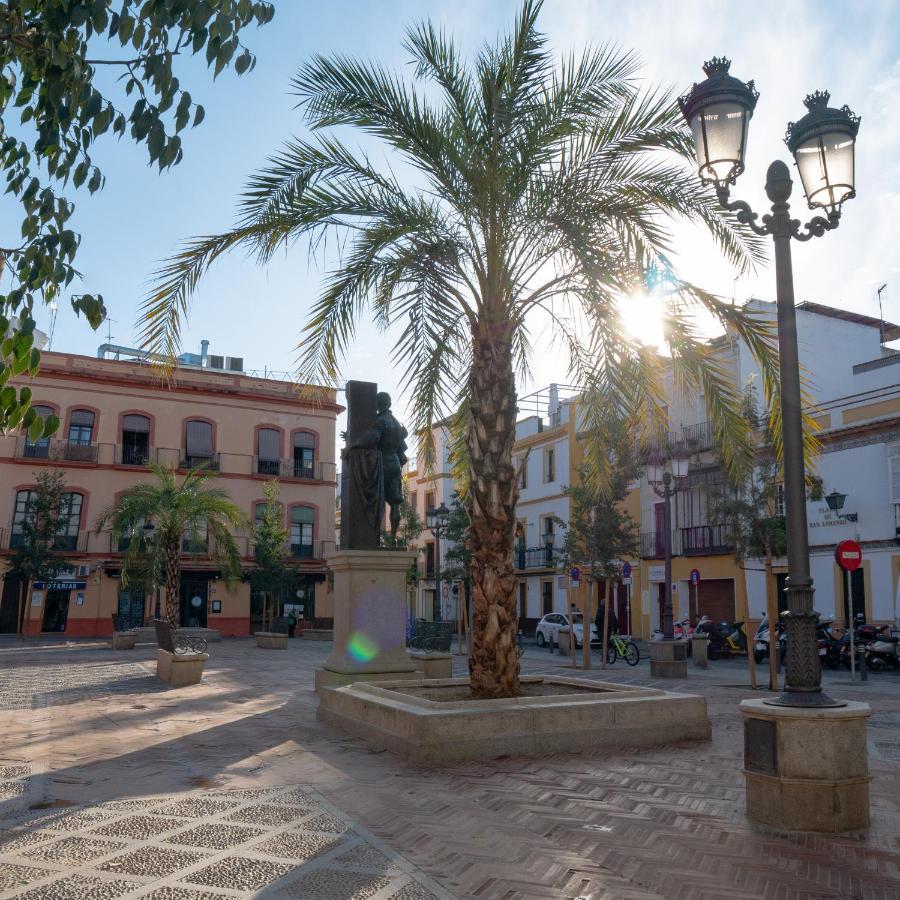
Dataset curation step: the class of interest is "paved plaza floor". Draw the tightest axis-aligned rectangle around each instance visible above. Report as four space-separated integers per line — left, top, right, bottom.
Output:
0 637 898 899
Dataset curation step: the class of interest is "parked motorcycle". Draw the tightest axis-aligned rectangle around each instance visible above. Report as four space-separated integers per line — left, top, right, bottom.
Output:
841 619 899 671
753 616 786 665
817 619 843 670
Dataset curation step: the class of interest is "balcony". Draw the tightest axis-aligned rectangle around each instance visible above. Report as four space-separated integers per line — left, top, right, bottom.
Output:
681 421 715 452
117 444 155 467
640 531 683 559
17 438 99 464
7 530 88 553
180 452 220 471
514 544 562 570
682 524 732 556
252 458 337 481
289 539 336 560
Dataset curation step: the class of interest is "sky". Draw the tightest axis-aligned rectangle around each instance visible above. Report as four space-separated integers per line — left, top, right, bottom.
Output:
12 0 900 432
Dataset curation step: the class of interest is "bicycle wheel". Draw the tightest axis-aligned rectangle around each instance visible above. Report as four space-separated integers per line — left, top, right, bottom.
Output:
605 643 618 665
624 641 640 666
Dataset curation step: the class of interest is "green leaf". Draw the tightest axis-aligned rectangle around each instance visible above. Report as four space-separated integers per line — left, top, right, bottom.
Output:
71 294 107 329
42 413 60 438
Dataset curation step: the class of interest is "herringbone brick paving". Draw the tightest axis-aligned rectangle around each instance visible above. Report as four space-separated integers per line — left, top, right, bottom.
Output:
0 637 898 899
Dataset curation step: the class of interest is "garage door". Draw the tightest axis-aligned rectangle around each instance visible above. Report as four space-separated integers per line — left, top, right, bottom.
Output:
697 579 735 623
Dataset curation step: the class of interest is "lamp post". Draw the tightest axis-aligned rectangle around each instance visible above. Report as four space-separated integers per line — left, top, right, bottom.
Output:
680 58 860 708
646 444 691 639
426 502 450 622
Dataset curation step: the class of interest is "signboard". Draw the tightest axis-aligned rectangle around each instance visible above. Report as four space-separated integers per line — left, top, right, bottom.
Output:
621 576 632 586
690 568 701 585
31 592 42 606
570 567 581 586
32 582 86 591
621 562 632 578
834 539 862 572
648 565 664 583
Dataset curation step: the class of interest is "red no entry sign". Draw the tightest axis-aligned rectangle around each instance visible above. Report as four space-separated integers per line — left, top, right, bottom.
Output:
834 539 862 572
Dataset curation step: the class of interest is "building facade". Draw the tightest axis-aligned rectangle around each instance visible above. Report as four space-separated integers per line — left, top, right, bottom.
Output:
0 346 340 638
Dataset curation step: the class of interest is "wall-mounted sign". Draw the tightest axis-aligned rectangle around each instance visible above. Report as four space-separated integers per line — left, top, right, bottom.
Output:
75 592 85 607
621 562 632 578
32 582 86 591
211 600 222 613
31 592 42 606
648 566 664 583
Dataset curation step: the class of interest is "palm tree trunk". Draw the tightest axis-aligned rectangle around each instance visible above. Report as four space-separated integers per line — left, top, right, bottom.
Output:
164 537 181 626
467 326 520 699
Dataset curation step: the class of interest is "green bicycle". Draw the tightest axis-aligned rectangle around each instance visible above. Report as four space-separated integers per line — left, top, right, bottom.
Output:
604 633 640 666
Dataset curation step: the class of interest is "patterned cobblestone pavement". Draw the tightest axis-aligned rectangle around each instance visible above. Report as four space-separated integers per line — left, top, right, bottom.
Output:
0 637 898 899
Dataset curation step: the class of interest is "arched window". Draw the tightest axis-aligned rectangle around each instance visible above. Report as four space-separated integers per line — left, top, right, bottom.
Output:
10 489 36 548
121 414 151 466
257 428 281 476
184 420 215 469
290 507 314 558
57 492 84 551
293 432 316 479
23 405 53 459
65 410 97 462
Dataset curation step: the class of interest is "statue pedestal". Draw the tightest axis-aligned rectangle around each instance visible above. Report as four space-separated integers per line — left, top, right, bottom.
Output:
315 549 418 691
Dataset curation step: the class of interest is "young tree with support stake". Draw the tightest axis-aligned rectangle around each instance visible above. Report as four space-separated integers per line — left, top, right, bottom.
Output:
249 480 295 632
6 468 69 637
140 0 781 698
560 449 639 670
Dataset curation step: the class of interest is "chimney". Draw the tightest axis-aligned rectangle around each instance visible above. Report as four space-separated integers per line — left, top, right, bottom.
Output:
200 339 210 366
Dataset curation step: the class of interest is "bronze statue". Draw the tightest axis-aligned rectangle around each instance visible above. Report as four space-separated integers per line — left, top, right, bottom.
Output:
341 382 408 550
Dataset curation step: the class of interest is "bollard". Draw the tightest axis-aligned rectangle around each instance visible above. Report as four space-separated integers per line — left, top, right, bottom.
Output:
549 633 555 654
859 647 868 681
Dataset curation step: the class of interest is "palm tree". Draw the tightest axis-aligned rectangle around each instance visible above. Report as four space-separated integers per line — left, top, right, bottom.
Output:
96 464 246 626
139 1 780 697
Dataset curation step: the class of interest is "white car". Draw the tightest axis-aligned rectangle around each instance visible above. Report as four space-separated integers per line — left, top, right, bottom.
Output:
535 613 599 648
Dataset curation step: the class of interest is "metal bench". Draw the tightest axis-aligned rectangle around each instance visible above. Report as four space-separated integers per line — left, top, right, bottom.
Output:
270 616 290 635
110 613 134 633
153 618 208 655
408 619 455 653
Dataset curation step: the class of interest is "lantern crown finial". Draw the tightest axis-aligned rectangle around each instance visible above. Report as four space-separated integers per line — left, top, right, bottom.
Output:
803 90 831 111
702 56 732 77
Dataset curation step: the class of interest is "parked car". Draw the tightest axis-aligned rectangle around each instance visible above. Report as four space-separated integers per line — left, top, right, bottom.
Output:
535 613 599 648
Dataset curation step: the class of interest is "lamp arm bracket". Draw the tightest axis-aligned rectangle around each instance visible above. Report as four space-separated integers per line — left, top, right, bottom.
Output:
790 212 841 242
716 187 770 237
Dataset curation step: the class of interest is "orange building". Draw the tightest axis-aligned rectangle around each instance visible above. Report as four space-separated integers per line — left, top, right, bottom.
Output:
0 346 340 638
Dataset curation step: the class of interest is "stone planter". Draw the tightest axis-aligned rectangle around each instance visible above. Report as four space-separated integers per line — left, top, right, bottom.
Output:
303 629 334 641
691 635 709 668
318 676 711 764
650 639 688 677
111 632 137 651
156 649 209 687
408 650 452 679
255 632 288 650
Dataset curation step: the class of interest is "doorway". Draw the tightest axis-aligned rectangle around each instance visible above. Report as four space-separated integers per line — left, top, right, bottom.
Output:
841 568 866 626
41 589 71 633
117 586 145 630
180 576 209 628
0 577 22 634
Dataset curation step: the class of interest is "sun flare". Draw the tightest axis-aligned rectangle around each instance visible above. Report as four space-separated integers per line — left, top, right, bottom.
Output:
618 292 667 349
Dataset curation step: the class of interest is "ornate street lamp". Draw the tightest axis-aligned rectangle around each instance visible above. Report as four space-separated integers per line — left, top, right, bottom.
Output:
646 444 690 641
426 502 451 622
680 58 860 708
824 490 847 513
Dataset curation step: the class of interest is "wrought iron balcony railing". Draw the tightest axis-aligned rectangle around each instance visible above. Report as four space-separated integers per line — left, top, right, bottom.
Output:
640 531 683 559
681 524 733 556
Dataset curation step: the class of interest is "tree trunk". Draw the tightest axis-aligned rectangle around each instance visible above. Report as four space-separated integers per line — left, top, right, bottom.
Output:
164 537 181 626
601 579 611 670
16 579 29 640
467 325 520 699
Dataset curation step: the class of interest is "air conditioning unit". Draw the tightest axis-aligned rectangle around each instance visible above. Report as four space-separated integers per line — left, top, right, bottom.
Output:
208 355 225 370
226 356 243 372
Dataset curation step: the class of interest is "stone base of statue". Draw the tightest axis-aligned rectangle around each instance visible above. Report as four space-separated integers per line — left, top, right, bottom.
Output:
740 698 871 832
315 549 418 691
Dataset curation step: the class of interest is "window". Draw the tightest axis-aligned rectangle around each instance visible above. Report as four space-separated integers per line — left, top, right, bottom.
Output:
184 420 214 468
541 581 553 616
23 405 53 458
293 432 316 479
65 410 97 461
408 491 417 514
425 542 435 576
518 458 527 490
67 410 94 445
291 507 314 558
11 489 36 548
121 414 150 466
257 428 281 476
890 445 900 502
542 516 555 543
425 491 436 513
56 492 83 551
775 483 786 517
183 517 208 553
543 447 555 483
118 515 148 552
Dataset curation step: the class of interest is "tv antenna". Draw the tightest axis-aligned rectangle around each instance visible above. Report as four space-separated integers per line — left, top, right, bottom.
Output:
104 316 116 346
876 283 887 345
